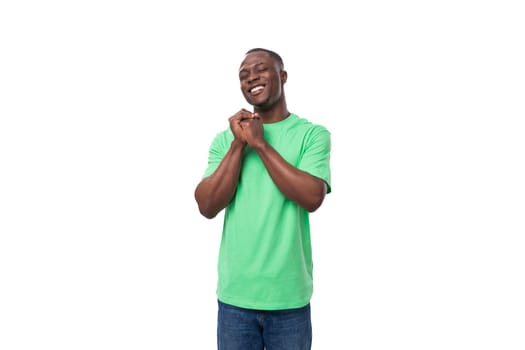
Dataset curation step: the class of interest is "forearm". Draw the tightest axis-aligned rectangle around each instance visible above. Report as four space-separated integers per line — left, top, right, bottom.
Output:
254 141 327 212
194 141 245 218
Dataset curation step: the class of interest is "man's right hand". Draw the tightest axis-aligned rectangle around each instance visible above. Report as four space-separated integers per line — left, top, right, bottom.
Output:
229 109 256 144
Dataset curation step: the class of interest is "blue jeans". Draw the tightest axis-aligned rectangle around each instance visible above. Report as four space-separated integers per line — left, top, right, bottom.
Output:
217 300 312 350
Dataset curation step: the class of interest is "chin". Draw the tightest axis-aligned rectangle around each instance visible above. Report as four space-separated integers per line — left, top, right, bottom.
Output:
251 99 272 110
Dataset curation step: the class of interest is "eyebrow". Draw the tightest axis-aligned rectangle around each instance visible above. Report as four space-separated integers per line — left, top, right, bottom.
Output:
239 62 266 73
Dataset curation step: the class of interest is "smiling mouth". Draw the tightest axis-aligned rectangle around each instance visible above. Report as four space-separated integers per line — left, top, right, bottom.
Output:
249 85 264 95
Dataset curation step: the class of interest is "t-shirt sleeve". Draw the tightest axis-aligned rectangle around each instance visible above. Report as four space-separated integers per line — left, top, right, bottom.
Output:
202 131 230 178
297 125 332 193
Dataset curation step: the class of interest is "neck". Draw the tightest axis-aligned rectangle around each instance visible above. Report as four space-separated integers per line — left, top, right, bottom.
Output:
254 102 289 124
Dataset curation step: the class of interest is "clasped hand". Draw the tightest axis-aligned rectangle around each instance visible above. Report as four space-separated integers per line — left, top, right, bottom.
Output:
229 109 265 148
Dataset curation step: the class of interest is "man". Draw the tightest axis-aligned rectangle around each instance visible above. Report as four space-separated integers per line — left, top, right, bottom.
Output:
194 48 331 350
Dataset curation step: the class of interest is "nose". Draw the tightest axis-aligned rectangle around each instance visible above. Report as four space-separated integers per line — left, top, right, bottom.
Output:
247 71 260 83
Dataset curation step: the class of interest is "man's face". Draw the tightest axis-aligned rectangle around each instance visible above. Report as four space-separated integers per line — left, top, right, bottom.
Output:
238 51 285 110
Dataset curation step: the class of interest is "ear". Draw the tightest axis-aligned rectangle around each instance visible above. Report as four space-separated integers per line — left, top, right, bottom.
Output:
280 70 288 84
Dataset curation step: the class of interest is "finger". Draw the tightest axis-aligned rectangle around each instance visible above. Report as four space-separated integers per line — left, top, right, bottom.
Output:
230 109 247 121
241 113 257 121
229 113 242 121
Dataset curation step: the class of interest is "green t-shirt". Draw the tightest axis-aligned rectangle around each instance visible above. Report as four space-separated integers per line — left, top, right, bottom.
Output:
203 113 331 310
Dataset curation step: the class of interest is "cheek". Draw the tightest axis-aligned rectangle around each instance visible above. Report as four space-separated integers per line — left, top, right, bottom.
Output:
270 83 282 97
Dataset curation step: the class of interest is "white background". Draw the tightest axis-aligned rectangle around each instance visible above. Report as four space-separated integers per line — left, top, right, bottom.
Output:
1 1 524 349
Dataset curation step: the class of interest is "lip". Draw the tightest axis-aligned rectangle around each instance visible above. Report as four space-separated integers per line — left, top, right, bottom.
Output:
248 84 265 96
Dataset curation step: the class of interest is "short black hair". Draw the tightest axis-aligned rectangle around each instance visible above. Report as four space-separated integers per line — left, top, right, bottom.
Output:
245 48 284 69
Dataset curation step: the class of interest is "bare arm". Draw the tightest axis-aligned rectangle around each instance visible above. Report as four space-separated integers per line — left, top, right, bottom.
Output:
241 117 327 212
255 142 326 212
194 109 254 219
194 140 245 219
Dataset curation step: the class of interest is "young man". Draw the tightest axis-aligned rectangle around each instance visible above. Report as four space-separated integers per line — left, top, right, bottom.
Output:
194 48 331 350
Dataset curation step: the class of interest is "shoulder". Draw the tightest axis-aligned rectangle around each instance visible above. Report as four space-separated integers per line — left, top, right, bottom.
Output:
291 114 331 140
209 127 234 149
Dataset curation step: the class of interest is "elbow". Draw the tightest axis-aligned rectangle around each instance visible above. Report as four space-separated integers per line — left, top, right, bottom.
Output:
304 182 327 213
305 195 325 213
195 196 219 219
195 187 218 219
198 204 218 219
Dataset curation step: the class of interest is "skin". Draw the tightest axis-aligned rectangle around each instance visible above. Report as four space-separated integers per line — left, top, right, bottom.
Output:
194 50 327 219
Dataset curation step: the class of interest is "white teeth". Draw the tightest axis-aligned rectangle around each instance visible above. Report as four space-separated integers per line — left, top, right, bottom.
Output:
251 86 264 93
